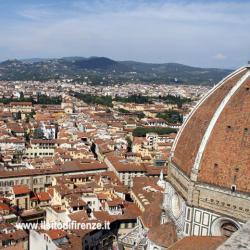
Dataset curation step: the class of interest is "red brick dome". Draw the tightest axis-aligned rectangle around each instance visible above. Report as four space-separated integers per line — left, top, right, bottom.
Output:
171 66 250 193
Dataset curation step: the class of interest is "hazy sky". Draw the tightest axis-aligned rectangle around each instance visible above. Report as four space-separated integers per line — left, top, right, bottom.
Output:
0 0 249 68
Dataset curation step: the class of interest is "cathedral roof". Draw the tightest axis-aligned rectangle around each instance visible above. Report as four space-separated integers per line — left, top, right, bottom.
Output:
172 66 250 193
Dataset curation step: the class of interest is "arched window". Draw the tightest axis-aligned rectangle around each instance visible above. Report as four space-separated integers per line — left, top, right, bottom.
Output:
211 217 239 237
221 222 238 237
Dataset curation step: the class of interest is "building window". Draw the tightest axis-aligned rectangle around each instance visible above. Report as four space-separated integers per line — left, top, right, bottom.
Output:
231 185 236 192
221 222 238 237
185 223 189 234
186 208 191 220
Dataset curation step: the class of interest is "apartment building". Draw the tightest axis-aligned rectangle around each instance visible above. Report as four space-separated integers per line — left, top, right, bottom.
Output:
104 152 146 187
10 185 31 210
26 139 58 158
0 161 108 194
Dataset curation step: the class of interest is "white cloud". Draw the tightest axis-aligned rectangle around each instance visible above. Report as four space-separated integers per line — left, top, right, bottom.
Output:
214 53 227 60
0 1 249 68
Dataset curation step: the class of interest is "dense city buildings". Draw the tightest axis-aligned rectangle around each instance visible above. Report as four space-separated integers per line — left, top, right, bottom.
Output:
0 64 249 250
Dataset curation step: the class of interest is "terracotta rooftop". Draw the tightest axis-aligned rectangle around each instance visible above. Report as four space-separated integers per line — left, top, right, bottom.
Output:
0 202 11 211
47 229 67 240
68 210 89 223
12 185 30 195
148 222 177 248
0 160 107 179
36 191 51 201
105 152 146 172
168 236 226 250
10 102 32 106
0 229 28 242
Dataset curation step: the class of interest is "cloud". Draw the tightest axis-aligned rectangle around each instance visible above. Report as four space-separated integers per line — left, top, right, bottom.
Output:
0 0 249 68
214 53 227 60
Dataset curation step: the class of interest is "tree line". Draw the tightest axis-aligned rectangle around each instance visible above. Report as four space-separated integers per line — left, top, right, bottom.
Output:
72 92 191 108
132 127 177 137
0 93 62 105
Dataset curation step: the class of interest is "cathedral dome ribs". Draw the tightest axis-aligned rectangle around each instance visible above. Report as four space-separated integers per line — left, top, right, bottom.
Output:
171 66 250 193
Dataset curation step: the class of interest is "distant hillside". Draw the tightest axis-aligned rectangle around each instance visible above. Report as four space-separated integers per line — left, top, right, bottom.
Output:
0 57 232 85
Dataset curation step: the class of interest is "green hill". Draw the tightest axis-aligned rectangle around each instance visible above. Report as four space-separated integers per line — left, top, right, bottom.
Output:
0 57 232 85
